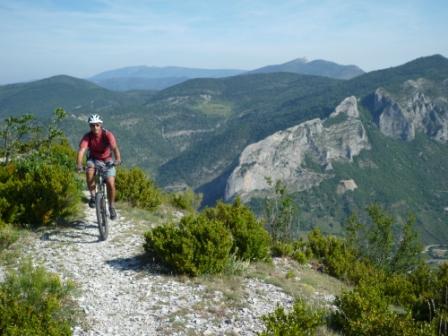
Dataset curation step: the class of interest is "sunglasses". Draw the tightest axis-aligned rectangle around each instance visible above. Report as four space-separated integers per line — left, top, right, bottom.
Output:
90 123 101 128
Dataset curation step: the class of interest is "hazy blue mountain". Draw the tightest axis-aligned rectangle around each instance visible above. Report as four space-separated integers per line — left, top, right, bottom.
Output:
88 58 364 91
89 65 246 91
250 58 365 79
91 77 189 91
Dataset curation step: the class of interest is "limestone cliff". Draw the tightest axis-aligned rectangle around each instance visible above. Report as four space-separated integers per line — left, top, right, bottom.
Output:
372 79 448 142
225 96 370 200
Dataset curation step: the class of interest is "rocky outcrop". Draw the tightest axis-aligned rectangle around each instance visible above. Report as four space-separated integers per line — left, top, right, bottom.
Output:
372 80 448 142
225 96 370 200
336 179 358 194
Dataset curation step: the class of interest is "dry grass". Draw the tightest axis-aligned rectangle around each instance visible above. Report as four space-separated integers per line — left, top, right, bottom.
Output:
246 258 348 307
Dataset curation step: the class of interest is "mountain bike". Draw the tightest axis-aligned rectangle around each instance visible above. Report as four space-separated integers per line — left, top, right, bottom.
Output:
93 161 114 241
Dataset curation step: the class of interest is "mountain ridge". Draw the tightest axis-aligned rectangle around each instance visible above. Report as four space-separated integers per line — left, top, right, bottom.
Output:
1 54 447 243
88 57 365 91
250 58 364 79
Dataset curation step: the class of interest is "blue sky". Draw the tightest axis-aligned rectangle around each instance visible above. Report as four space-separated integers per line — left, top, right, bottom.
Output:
1 0 447 84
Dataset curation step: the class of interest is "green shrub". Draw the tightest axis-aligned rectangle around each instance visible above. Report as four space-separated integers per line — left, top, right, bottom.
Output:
332 280 432 336
0 160 80 227
307 228 360 280
291 239 313 264
0 259 78 335
259 299 325 336
144 214 233 276
0 221 20 252
116 167 161 210
203 198 271 262
270 239 311 264
263 179 298 242
346 206 423 274
271 241 294 257
169 187 202 212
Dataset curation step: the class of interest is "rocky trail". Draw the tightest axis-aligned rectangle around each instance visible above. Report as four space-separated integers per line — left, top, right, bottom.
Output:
18 193 299 336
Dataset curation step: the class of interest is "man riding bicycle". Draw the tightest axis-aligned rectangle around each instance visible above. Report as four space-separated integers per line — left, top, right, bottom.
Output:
76 114 121 220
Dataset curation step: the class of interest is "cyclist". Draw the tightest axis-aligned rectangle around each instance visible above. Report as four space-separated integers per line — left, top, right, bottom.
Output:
76 114 121 220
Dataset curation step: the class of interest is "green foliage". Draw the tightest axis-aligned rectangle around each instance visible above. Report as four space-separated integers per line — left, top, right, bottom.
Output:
390 214 423 273
143 199 271 275
365 204 394 266
203 198 271 261
428 264 448 334
0 143 81 227
0 221 20 252
271 241 294 258
258 299 325 336
0 111 81 227
303 205 423 285
0 114 40 164
168 187 202 212
0 108 69 164
264 179 299 242
347 205 423 274
307 228 361 281
270 239 312 264
332 280 432 336
144 214 233 276
116 166 161 210
0 259 78 336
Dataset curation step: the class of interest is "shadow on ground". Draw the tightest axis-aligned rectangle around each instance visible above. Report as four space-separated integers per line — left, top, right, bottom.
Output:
106 254 172 275
39 220 101 244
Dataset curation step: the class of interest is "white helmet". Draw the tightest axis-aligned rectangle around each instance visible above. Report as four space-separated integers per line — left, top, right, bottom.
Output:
88 114 103 124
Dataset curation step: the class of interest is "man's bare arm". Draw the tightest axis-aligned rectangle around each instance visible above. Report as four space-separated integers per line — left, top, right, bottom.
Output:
77 147 87 168
112 146 121 164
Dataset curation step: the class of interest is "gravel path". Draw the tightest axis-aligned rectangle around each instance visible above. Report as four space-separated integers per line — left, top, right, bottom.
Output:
20 195 295 336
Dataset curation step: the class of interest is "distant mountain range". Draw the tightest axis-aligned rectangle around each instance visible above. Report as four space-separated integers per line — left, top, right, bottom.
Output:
88 66 246 91
1 54 447 244
249 57 364 79
88 58 364 91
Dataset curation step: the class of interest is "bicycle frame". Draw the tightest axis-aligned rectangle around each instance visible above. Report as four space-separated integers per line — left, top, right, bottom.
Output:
94 161 112 241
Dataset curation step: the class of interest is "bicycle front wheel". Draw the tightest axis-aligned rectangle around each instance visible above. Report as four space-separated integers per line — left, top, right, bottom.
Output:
95 192 109 241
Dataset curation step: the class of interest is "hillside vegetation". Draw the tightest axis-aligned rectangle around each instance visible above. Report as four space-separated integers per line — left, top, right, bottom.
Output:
1 55 448 245
1 111 448 335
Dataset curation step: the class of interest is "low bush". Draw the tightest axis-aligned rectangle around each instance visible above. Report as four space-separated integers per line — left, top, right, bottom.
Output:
258 299 325 336
0 221 20 252
144 214 233 276
307 228 360 280
144 199 272 275
0 159 80 227
0 112 81 228
0 259 78 335
270 239 312 264
291 239 313 264
116 167 161 210
271 241 294 257
169 187 202 212
332 280 433 336
203 199 271 262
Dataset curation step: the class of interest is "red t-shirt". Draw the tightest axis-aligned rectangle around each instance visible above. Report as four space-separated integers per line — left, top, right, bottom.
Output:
79 129 117 160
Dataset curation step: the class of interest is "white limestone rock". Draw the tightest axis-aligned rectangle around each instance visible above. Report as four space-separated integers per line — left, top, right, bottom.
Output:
225 96 370 200
373 82 448 142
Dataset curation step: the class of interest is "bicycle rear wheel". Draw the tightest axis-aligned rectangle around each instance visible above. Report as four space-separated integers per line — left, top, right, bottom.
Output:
95 192 109 241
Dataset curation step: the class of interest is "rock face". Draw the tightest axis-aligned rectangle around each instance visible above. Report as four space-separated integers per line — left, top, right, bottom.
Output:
225 96 370 200
373 79 448 142
336 179 358 194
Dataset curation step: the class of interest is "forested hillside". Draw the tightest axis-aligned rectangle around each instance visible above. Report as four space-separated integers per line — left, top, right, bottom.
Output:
1 55 447 243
